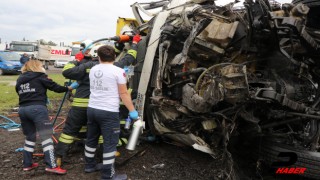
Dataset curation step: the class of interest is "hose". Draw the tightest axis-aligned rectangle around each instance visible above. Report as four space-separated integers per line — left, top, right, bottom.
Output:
81 38 112 54
0 114 21 130
52 80 71 126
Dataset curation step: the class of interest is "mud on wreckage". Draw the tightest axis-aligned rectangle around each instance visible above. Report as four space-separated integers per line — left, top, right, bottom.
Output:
132 0 320 179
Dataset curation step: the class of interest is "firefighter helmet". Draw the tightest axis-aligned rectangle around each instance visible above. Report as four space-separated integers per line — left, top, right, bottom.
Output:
89 44 104 58
80 39 93 50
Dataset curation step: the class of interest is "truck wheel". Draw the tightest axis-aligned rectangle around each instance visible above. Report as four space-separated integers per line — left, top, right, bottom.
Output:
44 61 49 70
258 140 320 179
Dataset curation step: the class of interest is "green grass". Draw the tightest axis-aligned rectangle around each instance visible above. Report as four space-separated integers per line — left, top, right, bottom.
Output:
0 73 67 113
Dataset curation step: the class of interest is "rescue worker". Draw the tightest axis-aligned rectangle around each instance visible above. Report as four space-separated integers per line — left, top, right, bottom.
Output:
75 46 85 62
114 34 141 145
20 53 30 65
114 34 141 68
15 60 69 174
55 41 98 163
85 45 139 180
95 34 141 153
55 35 141 165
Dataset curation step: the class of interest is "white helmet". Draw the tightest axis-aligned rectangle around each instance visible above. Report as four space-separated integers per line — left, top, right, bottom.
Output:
80 39 93 50
120 25 134 36
90 44 104 58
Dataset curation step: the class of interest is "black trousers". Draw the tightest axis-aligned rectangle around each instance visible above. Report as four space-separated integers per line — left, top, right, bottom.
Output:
19 105 57 168
85 107 120 179
55 106 87 157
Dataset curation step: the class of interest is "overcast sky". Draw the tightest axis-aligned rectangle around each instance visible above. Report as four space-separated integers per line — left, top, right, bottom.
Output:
0 0 290 46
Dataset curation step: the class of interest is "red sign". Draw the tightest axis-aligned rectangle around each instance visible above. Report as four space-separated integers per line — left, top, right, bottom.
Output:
275 167 306 174
51 49 70 55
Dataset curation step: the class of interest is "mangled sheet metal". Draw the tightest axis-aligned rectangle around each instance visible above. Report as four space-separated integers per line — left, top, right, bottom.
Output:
133 0 320 178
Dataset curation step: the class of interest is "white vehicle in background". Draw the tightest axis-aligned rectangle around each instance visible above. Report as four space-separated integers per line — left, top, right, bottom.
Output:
51 46 71 68
70 41 82 60
9 40 51 68
50 46 71 61
54 60 69 68
9 41 38 57
0 43 8 51
9 40 72 69
43 46 71 69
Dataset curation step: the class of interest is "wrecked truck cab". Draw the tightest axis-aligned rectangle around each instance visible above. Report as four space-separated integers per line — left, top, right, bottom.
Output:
130 0 320 178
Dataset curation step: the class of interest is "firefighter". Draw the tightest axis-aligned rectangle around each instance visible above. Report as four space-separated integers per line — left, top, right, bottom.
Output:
55 41 98 163
114 34 141 68
114 34 141 146
15 60 69 174
85 45 138 180
55 36 141 166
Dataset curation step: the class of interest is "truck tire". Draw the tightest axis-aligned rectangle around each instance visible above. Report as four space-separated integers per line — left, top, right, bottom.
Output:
258 140 320 179
44 61 49 70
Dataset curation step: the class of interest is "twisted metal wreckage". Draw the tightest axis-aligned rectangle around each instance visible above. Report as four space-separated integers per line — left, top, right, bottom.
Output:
126 0 320 178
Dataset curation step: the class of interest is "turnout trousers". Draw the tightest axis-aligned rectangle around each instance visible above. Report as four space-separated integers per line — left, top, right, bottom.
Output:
19 105 57 168
55 106 88 157
85 107 120 179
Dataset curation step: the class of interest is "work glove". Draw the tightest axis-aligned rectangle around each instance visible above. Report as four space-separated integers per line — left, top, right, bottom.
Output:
129 110 139 120
114 42 125 52
67 91 74 102
132 34 141 44
70 82 79 90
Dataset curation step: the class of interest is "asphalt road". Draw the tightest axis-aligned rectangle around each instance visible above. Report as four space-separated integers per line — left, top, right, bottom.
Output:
47 65 64 73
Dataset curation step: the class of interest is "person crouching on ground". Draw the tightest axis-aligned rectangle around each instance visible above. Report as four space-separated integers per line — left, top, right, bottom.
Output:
15 60 71 174
85 45 139 180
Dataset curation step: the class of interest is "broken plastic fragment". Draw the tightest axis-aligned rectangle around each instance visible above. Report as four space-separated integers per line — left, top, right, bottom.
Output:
151 163 165 169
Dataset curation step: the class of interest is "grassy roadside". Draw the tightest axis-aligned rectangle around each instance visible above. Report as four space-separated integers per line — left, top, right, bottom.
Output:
0 73 67 114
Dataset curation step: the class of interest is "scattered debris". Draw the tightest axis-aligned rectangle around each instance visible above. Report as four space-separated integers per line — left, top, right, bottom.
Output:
115 147 148 166
151 163 165 169
15 148 24 152
3 159 11 163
